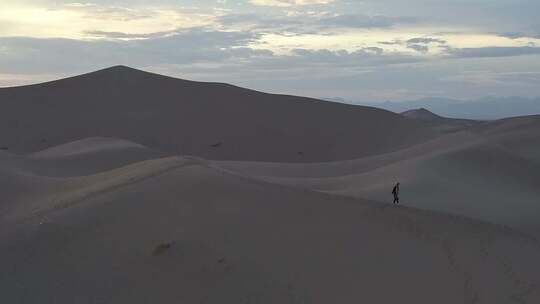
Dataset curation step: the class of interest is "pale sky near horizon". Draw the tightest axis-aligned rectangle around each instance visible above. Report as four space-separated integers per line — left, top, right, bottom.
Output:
1 0 540 102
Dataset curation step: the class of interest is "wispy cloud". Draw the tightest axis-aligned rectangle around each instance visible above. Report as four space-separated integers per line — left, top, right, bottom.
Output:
249 0 335 7
446 46 540 58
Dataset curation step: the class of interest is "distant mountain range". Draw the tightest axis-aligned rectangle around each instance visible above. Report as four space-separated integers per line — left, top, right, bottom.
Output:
329 97 540 120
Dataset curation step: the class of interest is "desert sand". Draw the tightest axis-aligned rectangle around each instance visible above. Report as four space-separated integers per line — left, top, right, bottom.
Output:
215 114 540 238
1 67 539 303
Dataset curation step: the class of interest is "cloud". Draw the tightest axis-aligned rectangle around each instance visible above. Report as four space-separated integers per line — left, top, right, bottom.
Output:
403 37 447 53
0 2 215 39
446 46 540 58
215 13 303 31
378 40 402 46
0 27 425 84
249 0 335 7
376 37 447 53
406 37 446 44
60 2 156 21
498 32 540 40
317 14 416 29
443 71 540 87
215 13 417 36
0 28 269 74
83 30 174 39
407 44 429 53
283 47 421 67
363 47 384 55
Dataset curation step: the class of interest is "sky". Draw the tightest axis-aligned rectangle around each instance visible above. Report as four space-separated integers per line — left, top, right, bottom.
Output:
1 0 540 102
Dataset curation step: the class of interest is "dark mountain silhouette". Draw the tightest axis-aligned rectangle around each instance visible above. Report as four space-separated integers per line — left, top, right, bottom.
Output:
0 65 437 162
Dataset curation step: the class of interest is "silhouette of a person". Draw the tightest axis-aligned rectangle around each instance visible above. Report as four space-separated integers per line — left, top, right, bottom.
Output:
392 182 400 205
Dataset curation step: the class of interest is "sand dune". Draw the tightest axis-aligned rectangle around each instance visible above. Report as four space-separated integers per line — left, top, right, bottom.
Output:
1 137 164 178
31 137 147 159
1 141 539 303
213 115 540 237
0 66 437 162
2 67 540 303
472 115 540 163
401 108 481 133
0 138 172 221
256 141 540 236
402 108 451 121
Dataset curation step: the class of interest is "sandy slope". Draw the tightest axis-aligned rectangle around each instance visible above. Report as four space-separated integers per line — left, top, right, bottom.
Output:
1 137 164 177
212 115 540 237
30 137 147 159
0 66 437 162
1 140 539 303
0 138 170 221
471 115 540 163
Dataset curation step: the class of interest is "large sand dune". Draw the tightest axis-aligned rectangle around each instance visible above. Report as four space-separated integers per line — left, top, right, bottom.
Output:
0 66 437 162
1 138 539 303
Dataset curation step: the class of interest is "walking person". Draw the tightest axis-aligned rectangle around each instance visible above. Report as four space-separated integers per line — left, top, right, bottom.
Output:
392 182 400 205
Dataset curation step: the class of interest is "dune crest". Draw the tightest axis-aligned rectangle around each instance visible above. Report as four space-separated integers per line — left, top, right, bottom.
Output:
30 137 146 159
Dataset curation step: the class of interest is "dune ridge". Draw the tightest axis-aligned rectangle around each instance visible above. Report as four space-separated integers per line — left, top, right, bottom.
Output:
30 137 146 159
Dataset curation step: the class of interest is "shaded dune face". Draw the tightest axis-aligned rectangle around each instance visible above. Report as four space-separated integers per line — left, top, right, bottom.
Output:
1 138 539 304
0 66 436 162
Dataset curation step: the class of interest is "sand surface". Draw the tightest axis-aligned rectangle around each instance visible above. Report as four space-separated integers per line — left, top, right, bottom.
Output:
1 140 539 303
1 67 539 303
214 115 540 238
